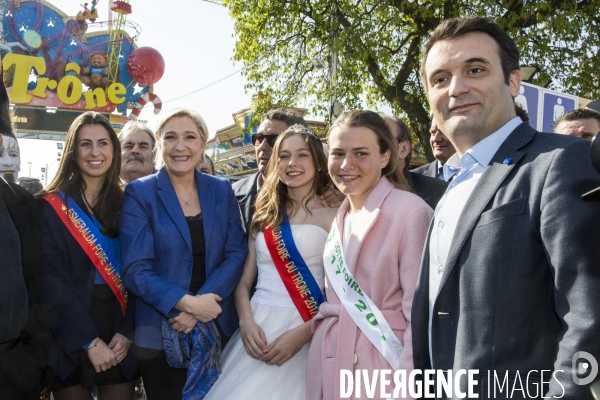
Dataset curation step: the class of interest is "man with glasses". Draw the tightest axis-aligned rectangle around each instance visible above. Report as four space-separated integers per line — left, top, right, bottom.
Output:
233 108 341 234
233 108 309 234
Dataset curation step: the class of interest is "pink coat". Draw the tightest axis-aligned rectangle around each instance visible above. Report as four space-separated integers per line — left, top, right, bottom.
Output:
306 177 433 400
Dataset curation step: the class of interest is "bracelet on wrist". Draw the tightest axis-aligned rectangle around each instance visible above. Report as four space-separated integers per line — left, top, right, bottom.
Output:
239 317 253 328
86 337 100 352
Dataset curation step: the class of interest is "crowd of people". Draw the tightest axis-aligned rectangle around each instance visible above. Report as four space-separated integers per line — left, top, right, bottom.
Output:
1 15 600 400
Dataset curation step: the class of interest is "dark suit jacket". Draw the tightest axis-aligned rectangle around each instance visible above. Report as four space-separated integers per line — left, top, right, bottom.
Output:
120 169 247 350
0 179 49 399
0 179 28 343
405 170 447 209
1 180 50 369
412 124 600 399
40 193 137 381
412 160 438 179
232 171 260 234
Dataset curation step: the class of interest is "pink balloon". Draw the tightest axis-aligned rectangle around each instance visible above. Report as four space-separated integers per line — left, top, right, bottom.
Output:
126 47 165 86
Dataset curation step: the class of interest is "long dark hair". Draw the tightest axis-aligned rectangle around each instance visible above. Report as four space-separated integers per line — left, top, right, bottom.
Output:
251 125 331 235
38 112 123 237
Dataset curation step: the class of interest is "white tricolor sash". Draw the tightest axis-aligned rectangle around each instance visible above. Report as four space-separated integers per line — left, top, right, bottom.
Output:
323 219 404 370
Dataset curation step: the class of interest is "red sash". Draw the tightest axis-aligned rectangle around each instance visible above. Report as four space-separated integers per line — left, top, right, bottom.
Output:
263 221 324 322
44 193 128 315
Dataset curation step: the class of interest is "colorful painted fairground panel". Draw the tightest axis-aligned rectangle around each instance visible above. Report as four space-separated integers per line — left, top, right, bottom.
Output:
1 0 164 119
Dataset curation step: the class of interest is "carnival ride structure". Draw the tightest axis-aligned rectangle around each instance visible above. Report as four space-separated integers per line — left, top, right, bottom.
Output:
0 0 165 118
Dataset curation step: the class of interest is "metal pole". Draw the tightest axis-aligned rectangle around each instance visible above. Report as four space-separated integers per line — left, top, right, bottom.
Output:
108 0 114 27
45 163 48 186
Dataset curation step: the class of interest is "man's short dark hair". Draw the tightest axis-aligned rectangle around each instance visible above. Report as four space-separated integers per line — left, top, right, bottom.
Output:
554 109 600 132
421 16 520 86
17 177 43 194
262 108 307 128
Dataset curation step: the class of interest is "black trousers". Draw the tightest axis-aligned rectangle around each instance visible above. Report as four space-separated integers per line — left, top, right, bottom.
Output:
134 345 188 400
134 321 229 400
0 341 43 400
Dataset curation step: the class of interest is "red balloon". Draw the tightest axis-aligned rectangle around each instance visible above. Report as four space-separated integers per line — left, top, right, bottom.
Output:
126 47 165 86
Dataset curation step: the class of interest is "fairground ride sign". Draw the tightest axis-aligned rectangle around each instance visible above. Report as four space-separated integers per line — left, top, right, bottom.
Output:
5 53 126 110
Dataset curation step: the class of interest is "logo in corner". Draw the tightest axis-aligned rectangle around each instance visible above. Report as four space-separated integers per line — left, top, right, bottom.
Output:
572 351 598 386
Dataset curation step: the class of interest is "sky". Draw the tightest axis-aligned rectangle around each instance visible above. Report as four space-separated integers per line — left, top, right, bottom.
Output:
17 0 253 182
15 0 395 183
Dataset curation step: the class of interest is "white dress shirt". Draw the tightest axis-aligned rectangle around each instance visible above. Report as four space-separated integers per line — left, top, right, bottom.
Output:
427 117 523 363
436 159 460 182
442 158 460 182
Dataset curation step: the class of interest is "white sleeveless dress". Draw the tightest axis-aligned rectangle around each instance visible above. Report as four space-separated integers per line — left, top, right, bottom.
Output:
205 224 327 400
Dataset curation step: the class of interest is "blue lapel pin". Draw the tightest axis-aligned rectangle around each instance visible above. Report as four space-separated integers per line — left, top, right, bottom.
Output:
503 157 512 165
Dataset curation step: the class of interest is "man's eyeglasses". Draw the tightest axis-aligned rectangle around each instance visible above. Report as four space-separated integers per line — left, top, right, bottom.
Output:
251 133 279 147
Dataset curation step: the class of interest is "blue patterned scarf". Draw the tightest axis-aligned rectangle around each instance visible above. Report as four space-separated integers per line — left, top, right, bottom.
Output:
162 319 221 400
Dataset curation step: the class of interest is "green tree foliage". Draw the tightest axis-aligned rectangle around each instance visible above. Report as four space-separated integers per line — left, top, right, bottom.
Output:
223 0 600 160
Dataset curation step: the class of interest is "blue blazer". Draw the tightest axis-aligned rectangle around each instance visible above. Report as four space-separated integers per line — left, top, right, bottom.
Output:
120 168 247 350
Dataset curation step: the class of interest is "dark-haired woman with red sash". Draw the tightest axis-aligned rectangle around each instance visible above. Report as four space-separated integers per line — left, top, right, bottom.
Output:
38 112 138 400
205 125 337 400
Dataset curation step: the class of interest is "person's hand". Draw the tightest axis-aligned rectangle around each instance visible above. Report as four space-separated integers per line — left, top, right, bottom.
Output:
107 333 131 363
87 339 118 373
187 293 222 323
168 311 198 334
240 318 267 359
320 185 345 208
260 325 310 366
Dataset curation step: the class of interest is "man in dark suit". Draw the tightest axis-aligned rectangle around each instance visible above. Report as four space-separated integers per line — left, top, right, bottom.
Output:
412 16 600 399
0 73 47 399
0 174 46 399
412 117 457 181
232 108 307 233
382 114 447 209
233 108 342 233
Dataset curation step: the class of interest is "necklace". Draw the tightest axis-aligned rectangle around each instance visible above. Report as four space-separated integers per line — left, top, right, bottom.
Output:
82 190 98 213
178 187 195 206
84 191 99 203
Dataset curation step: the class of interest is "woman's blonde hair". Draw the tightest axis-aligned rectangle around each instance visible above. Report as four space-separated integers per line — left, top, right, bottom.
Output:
154 108 209 169
251 125 331 235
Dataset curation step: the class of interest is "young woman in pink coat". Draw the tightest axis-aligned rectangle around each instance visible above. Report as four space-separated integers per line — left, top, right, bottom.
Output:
306 110 433 400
